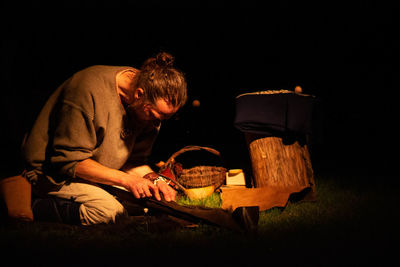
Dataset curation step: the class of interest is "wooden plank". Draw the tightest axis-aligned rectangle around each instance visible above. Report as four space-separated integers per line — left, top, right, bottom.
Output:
221 185 310 211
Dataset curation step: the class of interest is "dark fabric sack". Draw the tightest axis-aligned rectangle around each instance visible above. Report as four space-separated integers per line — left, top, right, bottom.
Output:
234 91 316 136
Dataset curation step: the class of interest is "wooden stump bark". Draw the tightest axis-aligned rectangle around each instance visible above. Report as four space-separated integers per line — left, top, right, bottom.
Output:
246 134 316 200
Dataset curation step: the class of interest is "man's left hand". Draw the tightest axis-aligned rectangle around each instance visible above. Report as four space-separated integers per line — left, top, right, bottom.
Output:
156 180 177 202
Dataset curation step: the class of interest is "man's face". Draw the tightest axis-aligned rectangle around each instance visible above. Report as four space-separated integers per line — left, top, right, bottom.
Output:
131 98 179 122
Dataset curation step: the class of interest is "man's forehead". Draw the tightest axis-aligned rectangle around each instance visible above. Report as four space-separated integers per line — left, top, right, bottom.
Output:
154 99 178 114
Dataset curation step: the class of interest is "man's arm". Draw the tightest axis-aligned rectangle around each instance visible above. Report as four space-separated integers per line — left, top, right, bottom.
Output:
75 159 161 200
121 163 153 177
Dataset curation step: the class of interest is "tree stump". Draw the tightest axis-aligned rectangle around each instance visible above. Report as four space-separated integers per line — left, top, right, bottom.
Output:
246 133 316 200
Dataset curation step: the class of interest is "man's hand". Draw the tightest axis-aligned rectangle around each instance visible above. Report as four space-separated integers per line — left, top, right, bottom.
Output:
142 172 177 202
155 180 177 202
74 159 169 201
124 176 161 201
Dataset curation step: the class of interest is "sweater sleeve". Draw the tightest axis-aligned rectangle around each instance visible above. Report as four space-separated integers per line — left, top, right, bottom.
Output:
49 99 97 178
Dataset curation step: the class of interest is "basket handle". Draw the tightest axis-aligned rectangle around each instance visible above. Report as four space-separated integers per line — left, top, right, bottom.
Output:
165 145 221 166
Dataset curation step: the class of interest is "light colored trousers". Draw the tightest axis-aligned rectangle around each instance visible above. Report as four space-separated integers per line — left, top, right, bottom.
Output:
48 181 126 225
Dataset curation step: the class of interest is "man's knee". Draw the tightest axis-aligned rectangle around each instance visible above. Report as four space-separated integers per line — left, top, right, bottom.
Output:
45 181 127 225
79 196 126 225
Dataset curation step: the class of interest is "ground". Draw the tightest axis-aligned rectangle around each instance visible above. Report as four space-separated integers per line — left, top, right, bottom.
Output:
0 165 398 266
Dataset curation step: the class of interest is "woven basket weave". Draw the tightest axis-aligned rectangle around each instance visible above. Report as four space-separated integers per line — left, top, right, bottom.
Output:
161 146 226 189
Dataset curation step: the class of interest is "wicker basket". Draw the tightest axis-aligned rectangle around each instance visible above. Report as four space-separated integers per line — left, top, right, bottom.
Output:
160 146 227 189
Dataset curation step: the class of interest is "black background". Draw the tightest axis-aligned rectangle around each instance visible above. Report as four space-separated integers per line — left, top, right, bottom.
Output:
0 2 396 177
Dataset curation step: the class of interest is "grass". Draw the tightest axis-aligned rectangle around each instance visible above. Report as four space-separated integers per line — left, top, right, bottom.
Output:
1 168 399 266
176 191 222 208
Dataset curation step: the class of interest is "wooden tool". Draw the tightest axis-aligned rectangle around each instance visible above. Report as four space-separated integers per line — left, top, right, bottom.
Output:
102 184 259 233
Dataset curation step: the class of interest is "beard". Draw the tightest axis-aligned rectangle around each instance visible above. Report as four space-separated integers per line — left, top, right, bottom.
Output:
126 98 159 123
125 100 161 130
126 99 146 121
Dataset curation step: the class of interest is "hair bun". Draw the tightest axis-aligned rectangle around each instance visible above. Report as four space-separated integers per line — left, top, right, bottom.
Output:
155 52 174 68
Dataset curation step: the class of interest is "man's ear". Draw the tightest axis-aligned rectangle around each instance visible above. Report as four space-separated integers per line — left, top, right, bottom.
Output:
134 88 144 100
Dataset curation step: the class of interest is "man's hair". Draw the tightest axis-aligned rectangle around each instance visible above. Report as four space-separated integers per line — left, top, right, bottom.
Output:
137 52 187 108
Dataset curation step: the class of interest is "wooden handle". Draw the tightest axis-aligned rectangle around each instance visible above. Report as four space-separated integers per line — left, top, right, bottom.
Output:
165 145 221 166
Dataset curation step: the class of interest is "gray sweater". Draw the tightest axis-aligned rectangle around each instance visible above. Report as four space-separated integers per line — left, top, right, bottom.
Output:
23 65 159 185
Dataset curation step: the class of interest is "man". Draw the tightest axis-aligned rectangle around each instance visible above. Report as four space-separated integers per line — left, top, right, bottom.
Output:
22 52 187 225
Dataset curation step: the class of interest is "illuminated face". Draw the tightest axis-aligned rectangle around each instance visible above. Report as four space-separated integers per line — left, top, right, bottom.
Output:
140 98 179 121
128 87 179 122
